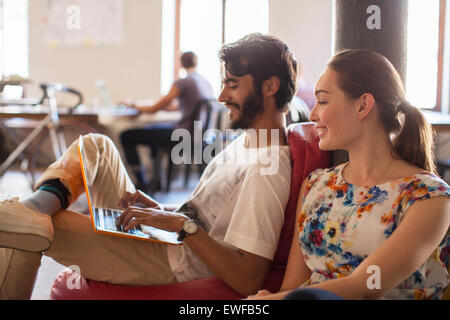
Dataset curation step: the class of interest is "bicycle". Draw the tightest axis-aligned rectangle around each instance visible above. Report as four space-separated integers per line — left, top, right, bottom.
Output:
0 83 97 188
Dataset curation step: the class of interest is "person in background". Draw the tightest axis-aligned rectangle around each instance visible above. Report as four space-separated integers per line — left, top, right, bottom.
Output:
120 51 214 192
248 49 449 300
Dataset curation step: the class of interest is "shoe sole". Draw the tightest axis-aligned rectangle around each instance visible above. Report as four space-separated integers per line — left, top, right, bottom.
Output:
0 217 52 252
0 231 50 252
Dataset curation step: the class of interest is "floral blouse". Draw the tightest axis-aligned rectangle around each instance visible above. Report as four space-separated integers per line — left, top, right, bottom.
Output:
298 163 450 300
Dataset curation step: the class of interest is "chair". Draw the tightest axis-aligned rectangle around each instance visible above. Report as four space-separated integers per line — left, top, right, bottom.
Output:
435 136 450 184
286 96 310 125
49 122 331 300
437 159 450 183
165 99 221 192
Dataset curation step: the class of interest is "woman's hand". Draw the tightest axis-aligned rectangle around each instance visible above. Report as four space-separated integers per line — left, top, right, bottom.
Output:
116 206 188 232
246 290 272 300
119 190 162 210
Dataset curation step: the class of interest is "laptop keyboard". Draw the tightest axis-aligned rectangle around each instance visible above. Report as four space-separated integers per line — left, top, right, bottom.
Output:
94 207 146 236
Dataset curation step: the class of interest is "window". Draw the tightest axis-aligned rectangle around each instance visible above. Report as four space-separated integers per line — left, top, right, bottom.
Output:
179 0 223 95
223 0 269 44
0 0 29 78
173 0 269 96
406 0 447 111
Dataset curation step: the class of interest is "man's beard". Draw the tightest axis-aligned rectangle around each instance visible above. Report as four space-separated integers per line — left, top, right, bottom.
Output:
229 90 263 130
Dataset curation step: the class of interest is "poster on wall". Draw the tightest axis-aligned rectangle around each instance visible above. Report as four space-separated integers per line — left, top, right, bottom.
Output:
43 0 123 47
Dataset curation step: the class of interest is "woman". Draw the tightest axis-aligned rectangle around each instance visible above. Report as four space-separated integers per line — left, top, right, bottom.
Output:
250 49 449 300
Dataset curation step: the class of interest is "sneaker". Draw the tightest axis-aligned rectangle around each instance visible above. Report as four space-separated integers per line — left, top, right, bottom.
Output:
0 197 53 252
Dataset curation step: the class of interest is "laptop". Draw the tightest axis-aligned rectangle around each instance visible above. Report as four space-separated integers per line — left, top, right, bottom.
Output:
77 136 181 245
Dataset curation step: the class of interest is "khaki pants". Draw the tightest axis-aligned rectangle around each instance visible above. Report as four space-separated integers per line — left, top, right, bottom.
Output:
0 134 176 299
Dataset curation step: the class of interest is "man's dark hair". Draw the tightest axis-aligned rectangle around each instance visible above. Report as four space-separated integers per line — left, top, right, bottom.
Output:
219 33 298 112
180 51 198 69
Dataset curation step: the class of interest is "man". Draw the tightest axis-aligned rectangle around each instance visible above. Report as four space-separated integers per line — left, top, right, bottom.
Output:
120 51 214 192
0 33 298 299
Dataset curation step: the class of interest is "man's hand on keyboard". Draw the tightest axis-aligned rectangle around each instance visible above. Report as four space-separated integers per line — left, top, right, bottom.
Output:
118 190 163 210
116 207 188 233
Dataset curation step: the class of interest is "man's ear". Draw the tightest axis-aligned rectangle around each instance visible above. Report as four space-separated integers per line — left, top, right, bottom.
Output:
355 93 375 120
262 76 280 97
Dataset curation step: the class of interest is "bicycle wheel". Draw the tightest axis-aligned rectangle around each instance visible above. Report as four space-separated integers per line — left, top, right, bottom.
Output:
28 120 97 187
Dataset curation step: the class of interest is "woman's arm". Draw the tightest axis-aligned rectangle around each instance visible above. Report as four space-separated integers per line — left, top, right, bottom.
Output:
308 196 450 300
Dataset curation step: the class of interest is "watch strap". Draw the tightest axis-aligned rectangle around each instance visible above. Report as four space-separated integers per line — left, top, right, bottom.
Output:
177 229 188 242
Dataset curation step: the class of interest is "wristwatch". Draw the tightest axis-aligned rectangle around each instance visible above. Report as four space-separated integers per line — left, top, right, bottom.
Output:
177 219 198 242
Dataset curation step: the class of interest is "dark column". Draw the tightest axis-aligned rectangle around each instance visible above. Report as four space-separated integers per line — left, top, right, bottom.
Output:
332 0 409 165
334 0 409 79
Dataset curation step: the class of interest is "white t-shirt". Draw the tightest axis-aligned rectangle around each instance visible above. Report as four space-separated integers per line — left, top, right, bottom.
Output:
166 132 292 282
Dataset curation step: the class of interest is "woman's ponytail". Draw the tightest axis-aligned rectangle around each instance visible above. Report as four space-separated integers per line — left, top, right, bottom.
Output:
393 101 436 174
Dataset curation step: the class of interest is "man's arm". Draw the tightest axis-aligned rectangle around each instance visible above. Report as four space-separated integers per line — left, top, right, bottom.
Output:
119 164 289 296
133 84 180 114
117 208 272 296
184 227 272 296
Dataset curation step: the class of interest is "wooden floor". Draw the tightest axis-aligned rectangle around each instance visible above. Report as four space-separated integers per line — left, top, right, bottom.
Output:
0 168 197 300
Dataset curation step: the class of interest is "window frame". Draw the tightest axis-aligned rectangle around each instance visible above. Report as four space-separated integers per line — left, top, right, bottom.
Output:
173 0 256 81
407 0 447 113
174 0 181 80
436 0 447 112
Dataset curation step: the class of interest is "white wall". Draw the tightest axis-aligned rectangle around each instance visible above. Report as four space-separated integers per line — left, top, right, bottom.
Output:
269 0 333 88
29 0 163 107
160 0 176 95
28 0 334 106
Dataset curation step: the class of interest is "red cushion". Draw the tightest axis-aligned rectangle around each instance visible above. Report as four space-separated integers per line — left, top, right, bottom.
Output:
272 122 330 266
50 265 286 300
50 122 330 300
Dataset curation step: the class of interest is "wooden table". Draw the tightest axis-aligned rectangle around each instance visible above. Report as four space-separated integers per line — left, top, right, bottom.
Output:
423 110 450 132
0 105 182 177
0 105 99 122
0 105 181 127
0 104 181 145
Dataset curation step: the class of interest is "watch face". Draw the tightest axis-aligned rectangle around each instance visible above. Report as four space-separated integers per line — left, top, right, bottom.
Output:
184 220 198 234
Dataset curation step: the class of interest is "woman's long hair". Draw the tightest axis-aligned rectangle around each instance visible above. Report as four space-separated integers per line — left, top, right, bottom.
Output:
327 49 436 174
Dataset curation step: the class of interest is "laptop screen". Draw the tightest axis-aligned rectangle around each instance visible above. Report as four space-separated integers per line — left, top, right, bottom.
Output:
77 135 181 245
78 136 97 227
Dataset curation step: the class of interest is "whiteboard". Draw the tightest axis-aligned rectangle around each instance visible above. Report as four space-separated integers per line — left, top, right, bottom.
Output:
44 0 123 47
